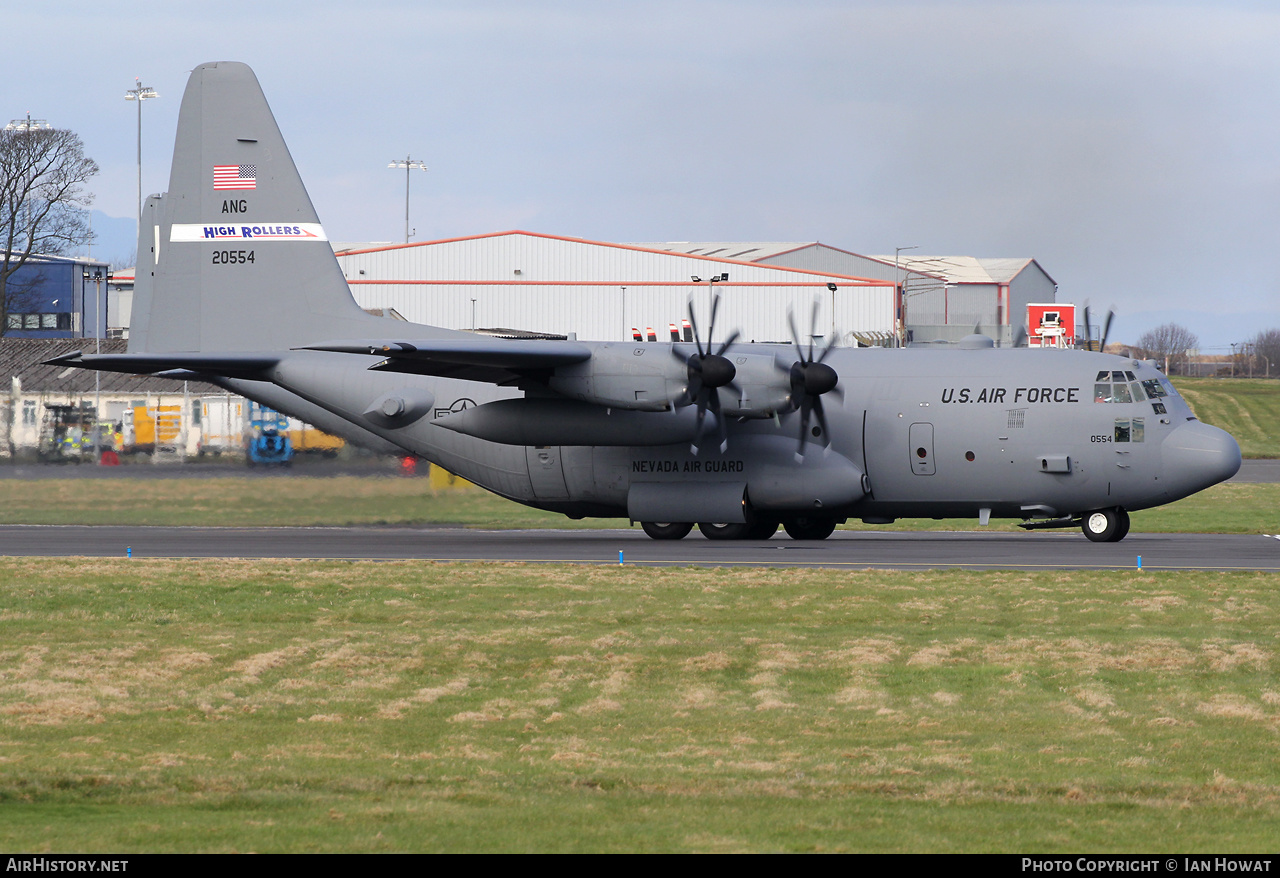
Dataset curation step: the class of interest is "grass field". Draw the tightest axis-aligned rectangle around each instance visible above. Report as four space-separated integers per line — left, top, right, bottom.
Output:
1176 378 1280 459
0 559 1276 853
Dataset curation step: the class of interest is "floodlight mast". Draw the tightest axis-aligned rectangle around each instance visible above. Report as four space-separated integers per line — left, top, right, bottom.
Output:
388 156 427 244
124 79 159 241
3 113 51 132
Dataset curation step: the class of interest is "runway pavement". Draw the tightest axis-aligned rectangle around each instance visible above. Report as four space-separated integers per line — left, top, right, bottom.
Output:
2 524 1278 571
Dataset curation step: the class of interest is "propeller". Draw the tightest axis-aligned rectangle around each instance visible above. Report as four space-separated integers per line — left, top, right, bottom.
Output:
1082 304 1115 352
671 293 739 454
782 298 841 461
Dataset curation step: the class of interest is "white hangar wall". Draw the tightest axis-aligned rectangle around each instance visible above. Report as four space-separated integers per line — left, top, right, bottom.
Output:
333 232 896 346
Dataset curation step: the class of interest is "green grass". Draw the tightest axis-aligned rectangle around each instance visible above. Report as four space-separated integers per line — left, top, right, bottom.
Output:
0 559 1276 852
1175 377 1280 458
0 476 1273 534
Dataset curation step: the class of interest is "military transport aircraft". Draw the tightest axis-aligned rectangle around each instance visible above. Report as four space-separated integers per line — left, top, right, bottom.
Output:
48 62 1241 542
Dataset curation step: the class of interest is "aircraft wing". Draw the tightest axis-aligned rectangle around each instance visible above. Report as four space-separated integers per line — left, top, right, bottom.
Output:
42 350 280 379
299 338 594 386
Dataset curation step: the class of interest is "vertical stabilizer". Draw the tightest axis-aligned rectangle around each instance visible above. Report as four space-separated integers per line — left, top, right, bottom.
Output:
130 61 394 353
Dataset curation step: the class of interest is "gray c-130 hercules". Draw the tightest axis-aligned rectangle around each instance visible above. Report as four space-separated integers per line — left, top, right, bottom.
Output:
48 62 1242 542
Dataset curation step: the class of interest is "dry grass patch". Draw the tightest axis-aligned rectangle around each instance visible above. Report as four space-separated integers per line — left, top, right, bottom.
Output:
1 560 1279 852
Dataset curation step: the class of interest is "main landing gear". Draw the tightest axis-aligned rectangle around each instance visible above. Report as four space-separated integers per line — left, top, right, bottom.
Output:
1082 507 1130 543
640 516 833 541
640 521 694 540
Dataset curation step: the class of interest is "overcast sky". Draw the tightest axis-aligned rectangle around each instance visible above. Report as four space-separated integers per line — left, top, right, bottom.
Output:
8 0 1278 349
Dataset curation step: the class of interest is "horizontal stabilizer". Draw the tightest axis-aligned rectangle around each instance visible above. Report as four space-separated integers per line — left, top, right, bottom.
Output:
43 350 279 379
299 338 593 385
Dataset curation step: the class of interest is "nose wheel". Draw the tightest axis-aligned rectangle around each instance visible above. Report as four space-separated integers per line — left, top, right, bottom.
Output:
1082 508 1130 542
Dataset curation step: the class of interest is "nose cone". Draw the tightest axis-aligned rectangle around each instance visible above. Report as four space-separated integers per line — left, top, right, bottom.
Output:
1161 421 1241 499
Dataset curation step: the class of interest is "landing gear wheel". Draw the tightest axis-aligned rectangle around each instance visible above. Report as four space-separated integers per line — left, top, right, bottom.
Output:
745 518 780 540
641 521 693 541
783 516 837 541
1112 509 1130 542
1083 508 1129 543
698 522 751 540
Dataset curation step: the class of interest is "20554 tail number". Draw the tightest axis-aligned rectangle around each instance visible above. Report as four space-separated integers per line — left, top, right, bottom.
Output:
212 250 255 265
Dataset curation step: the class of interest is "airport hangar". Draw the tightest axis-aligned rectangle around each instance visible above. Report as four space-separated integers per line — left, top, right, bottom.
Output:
329 231 1057 348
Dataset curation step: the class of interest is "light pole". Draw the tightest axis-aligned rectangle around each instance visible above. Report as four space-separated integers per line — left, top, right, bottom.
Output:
690 273 727 344
895 245 918 347
387 156 427 244
124 79 160 241
82 267 104 462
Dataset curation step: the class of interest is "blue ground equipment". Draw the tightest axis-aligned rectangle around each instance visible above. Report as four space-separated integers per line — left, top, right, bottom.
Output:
247 404 294 466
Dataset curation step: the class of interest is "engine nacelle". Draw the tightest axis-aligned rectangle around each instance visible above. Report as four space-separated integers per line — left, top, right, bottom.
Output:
548 344 804 420
548 343 691 412
718 352 795 419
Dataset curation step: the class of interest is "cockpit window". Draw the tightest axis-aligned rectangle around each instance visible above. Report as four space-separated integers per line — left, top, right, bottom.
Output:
1141 379 1167 399
1094 374 1142 403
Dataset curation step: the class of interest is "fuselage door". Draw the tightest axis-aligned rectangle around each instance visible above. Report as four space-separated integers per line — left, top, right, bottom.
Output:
526 445 570 500
910 422 935 476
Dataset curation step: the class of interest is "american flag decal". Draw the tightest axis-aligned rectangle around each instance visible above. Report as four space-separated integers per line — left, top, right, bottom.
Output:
213 164 257 190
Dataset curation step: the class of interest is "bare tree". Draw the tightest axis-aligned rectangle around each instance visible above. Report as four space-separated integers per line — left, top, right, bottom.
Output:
1136 323 1199 375
1251 328 1280 379
0 125 99 335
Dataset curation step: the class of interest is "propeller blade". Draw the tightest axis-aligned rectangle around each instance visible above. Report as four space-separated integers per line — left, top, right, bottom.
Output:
812 397 829 450
714 329 740 357
709 391 729 454
814 332 838 364
690 396 709 455
795 398 813 461
706 292 722 349
1083 304 1093 349
808 298 820 362
1100 309 1115 352
686 297 704 358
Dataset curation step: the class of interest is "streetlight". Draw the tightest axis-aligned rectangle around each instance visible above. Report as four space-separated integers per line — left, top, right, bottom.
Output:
124 79 159 240
895 245 918 347
690 273 727 344
82 267 105 463
387 156 427 244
